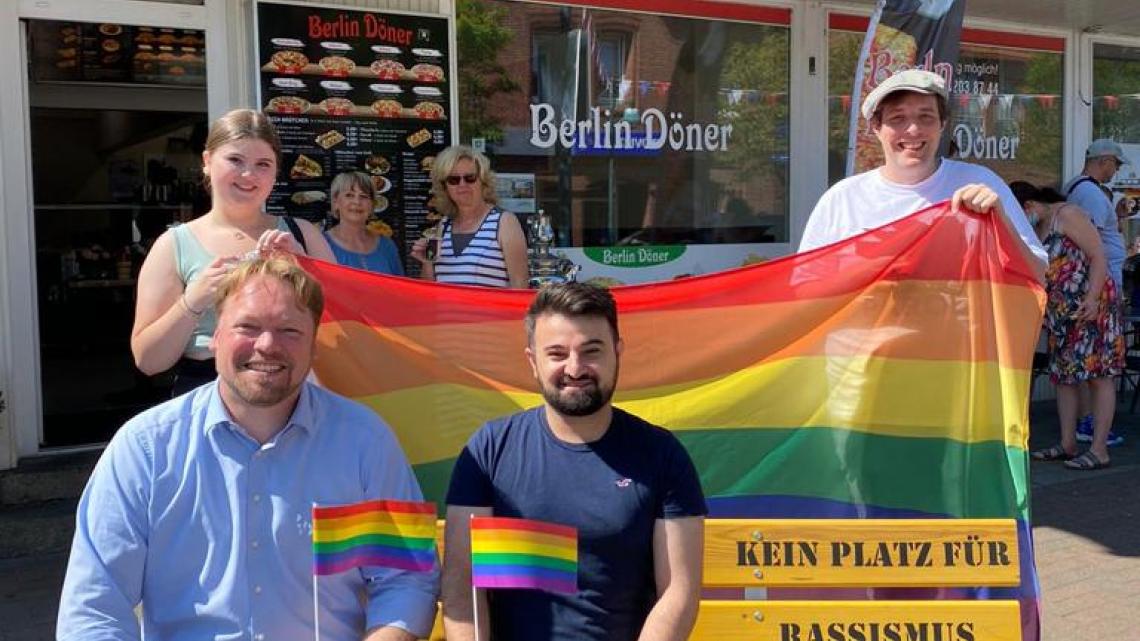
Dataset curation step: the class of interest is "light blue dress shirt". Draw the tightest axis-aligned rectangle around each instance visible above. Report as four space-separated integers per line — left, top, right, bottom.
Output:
57 381 439 641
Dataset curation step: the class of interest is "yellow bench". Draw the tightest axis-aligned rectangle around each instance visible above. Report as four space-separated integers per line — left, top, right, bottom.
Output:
427 518 1022 640
693 518 1022 641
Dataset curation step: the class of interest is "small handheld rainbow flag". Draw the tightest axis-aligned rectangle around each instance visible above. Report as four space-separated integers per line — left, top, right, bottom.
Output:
312 499 437 575
470 516 578 594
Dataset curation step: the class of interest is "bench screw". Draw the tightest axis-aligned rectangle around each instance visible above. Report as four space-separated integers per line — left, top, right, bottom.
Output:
752 569 764 580
752 611 764 622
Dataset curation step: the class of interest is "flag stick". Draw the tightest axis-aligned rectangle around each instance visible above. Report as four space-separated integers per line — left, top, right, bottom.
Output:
313 573 321 641
472 584 482 641
313 501 321 641
470 512 482 641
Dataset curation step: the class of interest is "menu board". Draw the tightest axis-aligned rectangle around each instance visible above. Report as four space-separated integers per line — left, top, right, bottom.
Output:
255 1 454 272
29 20 206 86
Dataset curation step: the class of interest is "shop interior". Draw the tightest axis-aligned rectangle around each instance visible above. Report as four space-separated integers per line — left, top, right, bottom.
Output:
26 19 207 447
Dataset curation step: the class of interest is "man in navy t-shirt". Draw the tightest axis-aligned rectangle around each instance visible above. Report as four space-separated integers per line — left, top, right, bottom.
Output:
442 283 707 641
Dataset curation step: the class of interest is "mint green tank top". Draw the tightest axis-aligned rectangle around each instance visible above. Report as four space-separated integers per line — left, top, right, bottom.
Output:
172 218 294 359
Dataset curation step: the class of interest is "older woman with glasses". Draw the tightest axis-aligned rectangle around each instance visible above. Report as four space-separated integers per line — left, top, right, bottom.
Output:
410 144 529 288
323 171 404 276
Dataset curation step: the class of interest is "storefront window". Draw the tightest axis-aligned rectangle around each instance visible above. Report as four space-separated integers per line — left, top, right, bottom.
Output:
28 20 206 86
1094 44 1140 145
828 17 1064 188
1092 43 1140 251
458 0 790 284
26 19 208 446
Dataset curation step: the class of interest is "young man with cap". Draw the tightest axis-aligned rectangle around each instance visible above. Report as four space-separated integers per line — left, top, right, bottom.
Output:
799 68 1048 276
1064 139 1131 447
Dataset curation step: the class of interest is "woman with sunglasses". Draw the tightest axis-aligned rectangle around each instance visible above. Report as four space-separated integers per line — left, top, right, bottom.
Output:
411 145 529 288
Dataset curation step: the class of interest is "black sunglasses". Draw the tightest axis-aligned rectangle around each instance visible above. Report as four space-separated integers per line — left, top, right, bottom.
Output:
444 173 478 186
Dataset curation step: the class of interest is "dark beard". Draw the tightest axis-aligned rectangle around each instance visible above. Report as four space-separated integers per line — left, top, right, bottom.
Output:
541 375 616 417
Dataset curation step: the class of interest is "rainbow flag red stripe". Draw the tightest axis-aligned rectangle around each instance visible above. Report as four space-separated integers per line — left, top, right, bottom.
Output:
311 499 437 575
300 201 1045 639
470 516 578 594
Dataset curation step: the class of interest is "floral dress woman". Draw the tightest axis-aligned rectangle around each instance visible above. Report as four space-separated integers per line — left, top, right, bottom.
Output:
1042 219 1125 384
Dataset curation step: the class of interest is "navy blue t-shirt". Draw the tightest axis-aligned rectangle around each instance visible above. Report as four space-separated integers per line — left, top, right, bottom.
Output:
446 406 707 641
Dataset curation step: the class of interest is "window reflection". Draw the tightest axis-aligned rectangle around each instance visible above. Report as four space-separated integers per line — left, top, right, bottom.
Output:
827 20 1063 187
1093 43 1140 257
460 2 790 258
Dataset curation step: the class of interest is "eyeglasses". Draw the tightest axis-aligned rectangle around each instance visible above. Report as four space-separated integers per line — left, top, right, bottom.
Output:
444 173 478 186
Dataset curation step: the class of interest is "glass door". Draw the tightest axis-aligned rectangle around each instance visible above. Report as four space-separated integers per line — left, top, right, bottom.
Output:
25 17 208 446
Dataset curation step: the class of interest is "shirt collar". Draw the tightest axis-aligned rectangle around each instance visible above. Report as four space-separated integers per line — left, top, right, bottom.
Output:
202 380 318 437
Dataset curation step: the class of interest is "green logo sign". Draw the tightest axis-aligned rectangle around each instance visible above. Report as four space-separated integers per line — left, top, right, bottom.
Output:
583 245 686 268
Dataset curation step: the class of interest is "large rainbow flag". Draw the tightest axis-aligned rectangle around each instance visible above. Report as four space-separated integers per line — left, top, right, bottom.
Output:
301 201 1045 639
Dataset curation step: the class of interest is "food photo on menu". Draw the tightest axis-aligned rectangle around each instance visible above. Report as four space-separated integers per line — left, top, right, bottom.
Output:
32 20 205 85
261 37 447 120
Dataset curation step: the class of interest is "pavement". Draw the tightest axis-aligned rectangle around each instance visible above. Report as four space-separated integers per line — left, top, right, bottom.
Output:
1028 401 1140 641
0 400 1136 641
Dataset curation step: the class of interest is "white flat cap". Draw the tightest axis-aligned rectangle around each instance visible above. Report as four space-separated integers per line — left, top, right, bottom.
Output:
861 69 949 120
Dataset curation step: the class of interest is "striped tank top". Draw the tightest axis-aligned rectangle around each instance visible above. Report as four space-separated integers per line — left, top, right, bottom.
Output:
434 207 511 287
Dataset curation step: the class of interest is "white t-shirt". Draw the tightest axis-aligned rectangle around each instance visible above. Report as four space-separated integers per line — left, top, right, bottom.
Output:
799 159 1048 266
1063 176 1125 286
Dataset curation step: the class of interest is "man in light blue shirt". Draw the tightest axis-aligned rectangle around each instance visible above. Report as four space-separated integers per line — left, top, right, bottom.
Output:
1064 139 1129 289
58 256 438 641
1062 139 1130 448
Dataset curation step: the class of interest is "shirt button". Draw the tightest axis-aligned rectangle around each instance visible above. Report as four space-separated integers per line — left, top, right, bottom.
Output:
254 585 263 594
253 494 262 503
251 540 260 549
254 634 265 641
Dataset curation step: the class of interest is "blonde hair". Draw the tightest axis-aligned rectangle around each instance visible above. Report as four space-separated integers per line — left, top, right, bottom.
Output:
203 109 282 188
328 171 375 222
429 144 498 218
214 255 324 326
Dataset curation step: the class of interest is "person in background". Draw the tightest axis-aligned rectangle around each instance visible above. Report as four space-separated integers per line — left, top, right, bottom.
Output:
410 145 529 288
60 256 439 641
443 283 705 641
1011 182 1124 471
1063 139 1131 446
324 171 404 276
130 108 334 396
798 69 1047 277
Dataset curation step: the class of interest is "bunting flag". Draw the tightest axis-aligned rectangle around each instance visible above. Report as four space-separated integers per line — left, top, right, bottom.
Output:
311 499 437 575
470 516 579 593
581 8 604 100
300 200 1045 640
